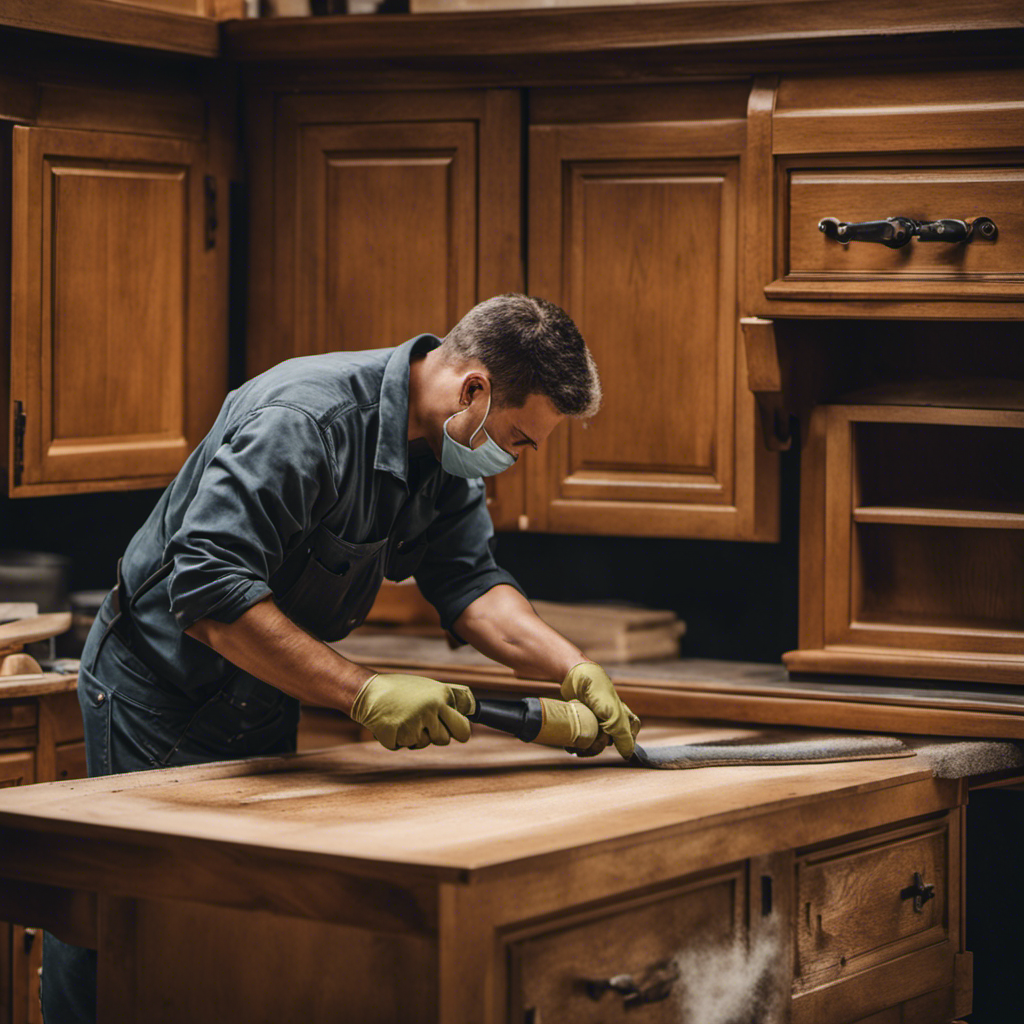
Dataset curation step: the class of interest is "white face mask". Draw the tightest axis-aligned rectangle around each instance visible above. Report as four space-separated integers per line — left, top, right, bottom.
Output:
440 391 516 478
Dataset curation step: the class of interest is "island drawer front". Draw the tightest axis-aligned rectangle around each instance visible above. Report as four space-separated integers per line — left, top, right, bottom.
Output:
795 817 950 986
781 161 1024 297
510 868 745 1023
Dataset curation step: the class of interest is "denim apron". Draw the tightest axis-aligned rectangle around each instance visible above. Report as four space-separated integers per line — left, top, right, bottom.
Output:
41 530 390 1023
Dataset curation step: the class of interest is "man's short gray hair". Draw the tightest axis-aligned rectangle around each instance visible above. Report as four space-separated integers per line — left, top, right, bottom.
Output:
440 294 601 417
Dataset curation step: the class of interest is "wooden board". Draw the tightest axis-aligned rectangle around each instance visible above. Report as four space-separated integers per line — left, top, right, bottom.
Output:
0 726 934 881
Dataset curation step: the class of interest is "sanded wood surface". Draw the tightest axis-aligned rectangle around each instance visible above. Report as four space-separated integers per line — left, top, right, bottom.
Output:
0 726 933 879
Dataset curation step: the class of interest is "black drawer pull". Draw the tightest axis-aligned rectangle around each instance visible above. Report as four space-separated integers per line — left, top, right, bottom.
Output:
900 871 936 913
819 215 997 248
581 958 680 1008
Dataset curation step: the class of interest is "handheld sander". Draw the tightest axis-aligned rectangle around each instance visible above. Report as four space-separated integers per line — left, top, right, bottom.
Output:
468 696 601 751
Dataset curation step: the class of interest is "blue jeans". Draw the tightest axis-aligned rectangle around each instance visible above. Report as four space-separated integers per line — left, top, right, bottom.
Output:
41 592 300 1024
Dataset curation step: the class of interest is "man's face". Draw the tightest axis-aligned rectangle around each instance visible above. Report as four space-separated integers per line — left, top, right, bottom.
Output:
446 375 564 464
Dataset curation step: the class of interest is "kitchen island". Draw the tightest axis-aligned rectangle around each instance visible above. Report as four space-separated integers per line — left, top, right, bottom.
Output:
0 723 968 1023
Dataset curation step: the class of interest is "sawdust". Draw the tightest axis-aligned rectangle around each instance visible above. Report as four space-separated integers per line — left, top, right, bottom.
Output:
673 919 783 1024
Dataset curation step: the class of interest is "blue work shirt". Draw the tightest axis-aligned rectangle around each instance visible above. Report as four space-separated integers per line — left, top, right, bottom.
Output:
119 334 522 697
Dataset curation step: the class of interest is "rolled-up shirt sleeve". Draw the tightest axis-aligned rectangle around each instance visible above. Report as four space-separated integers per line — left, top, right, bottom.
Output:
414 476 524 633
167 405 339 630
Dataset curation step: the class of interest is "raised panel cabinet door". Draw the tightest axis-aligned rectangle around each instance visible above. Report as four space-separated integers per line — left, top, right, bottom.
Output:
259 90 525 529
9 125 220 496
528 113 778 540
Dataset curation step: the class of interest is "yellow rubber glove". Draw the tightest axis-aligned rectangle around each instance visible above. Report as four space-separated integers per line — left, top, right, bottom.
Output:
560 662 641 759
350 673 476 751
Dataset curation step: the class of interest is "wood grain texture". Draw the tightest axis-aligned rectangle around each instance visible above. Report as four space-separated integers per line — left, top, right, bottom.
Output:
798 402 1024 680
0 0 219 56
773 68 1024 155
512 869 745 1023
527 88 777 540
9 124 224 495
0 727 937 880
223 0 1024 62
252 87 527 528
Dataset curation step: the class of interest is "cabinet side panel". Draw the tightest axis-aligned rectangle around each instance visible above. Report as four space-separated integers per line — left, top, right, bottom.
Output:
1 123 10 488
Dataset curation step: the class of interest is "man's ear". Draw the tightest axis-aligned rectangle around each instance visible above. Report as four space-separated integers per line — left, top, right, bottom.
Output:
459 372 489 406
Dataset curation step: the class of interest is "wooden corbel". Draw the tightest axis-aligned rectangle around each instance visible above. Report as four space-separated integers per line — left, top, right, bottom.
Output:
740 317 791 451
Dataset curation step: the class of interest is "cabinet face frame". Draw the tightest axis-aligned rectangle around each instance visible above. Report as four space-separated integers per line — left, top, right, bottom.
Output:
527 106 778 540
8 124 220 497
252 89 526 530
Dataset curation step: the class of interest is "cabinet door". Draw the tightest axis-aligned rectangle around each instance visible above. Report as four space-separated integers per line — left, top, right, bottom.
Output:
253 89 525 528
528 87 778 540
8 125 223 496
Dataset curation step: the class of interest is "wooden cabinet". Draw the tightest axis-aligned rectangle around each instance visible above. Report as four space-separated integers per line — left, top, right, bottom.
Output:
756 68 1024 319
0 682 85 1024
7 126 221 496
786 394 1024 686
527 84 778 540
794 813 963 1024
247 88 526 528
0 726 971 1024
2 68 230 498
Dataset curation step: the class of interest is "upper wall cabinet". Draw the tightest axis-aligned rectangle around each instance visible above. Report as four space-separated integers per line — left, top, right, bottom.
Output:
526 84 778 541
5 120 227 497
247 89 526 529
754 68 1024 320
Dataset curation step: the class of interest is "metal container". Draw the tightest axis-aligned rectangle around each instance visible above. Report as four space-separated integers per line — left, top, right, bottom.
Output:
0 550 71 612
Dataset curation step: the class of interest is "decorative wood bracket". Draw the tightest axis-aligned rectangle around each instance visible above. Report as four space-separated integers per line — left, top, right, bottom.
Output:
740 317 792 451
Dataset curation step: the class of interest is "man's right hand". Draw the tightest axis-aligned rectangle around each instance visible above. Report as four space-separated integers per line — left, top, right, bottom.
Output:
350 673 477 751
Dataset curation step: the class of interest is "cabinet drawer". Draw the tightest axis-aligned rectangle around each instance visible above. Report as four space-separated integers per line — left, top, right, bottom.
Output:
796 818 950 988
778 160 1024 301
764 68 1024 311
0 750 35 788
510 868 744 1023
54 741 87 782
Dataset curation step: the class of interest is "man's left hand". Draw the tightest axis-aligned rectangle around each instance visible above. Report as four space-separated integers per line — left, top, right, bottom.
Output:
561 662 641 759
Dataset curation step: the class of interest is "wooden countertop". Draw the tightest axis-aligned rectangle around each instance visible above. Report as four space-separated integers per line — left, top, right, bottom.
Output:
339 633 1024 739
0 723 936 885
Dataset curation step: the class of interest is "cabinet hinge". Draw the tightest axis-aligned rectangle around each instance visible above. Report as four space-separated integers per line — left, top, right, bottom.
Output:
204 175 217 250
12 400 25 487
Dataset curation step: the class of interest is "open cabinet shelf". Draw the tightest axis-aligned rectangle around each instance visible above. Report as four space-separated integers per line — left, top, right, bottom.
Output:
787 397 1024 686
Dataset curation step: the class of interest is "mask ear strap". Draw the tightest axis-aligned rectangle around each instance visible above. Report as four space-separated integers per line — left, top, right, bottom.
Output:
468 388 492 446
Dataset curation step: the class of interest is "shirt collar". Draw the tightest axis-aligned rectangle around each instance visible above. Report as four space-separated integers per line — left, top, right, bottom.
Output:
375 333 441 482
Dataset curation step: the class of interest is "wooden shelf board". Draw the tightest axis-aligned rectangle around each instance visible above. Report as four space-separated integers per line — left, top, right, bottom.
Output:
853 506 1024 530
222 0 1024 62
0 0 219 57
336 634 1024 737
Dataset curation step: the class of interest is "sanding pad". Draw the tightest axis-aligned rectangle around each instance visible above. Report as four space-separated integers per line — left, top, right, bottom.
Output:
631 732 912 769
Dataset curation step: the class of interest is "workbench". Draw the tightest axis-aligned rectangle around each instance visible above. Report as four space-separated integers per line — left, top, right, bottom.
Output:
0 723 973 1023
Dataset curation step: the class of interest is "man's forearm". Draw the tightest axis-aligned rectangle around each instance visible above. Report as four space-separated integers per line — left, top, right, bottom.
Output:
453 584 585 681
185 596 374 713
